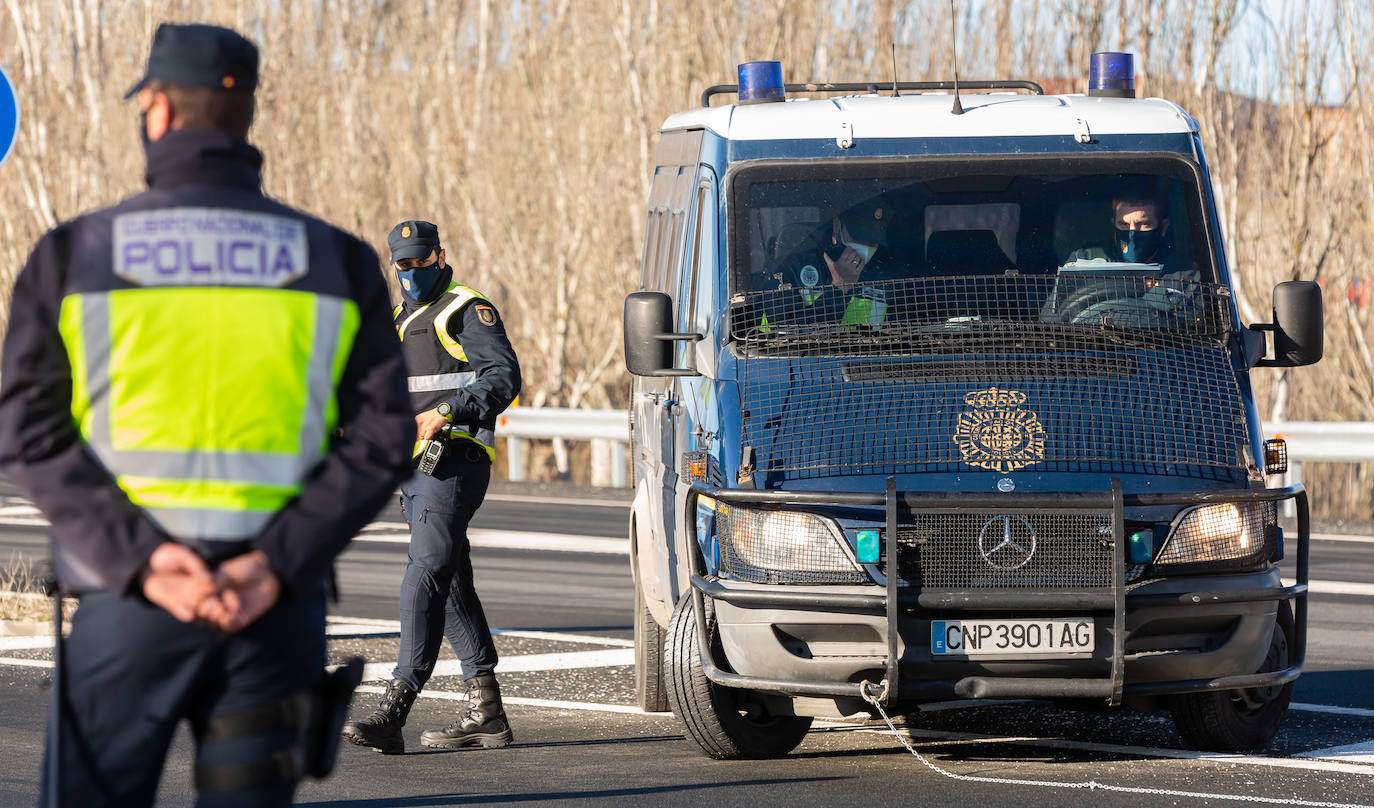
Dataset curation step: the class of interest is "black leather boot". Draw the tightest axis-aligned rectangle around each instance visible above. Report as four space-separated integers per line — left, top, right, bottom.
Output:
341 679 417 755
420 674 513 749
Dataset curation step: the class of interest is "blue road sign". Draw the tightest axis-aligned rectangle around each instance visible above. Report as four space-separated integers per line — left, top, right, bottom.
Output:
0 65 18 168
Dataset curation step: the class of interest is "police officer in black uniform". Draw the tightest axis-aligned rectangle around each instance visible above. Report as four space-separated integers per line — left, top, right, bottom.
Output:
342 220 521 754
0 24 414 807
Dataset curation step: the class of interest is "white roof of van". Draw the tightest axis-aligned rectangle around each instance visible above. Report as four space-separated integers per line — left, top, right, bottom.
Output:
660 92 1199 141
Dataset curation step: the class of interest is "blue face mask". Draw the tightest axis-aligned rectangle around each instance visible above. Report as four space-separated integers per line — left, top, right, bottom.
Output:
1116 228 1164 263
397 260 447 302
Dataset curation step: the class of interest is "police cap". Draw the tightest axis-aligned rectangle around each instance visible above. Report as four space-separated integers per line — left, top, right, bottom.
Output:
124 24 259 100
388 220 441 263
840 200 888 245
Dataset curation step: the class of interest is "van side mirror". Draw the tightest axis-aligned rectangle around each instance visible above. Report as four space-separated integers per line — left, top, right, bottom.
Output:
1251 280 1323 367
623 292 703 377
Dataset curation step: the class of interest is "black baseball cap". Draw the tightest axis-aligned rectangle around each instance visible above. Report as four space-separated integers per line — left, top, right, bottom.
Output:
388 220 441 263
124 23 259 100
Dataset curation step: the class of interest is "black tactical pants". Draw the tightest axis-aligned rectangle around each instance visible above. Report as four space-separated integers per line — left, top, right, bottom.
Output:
392 443 498 691
41 587 326 807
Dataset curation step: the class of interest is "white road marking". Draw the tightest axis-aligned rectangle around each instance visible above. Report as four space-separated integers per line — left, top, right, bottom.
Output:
325 615 398 627
1293 703 1374 718
1312 533 1374 545
353 684 658 715
491 629 634 647
359 648 633 682
1298 739 1374 763
326 623 396 637
483 493 630 509
354 529 627 555
907 698 1374 720
356 521 408 532
324 616 633 647
1286 579 1374 597
0 636 53 651
0 657 55 669
837 722 1374 777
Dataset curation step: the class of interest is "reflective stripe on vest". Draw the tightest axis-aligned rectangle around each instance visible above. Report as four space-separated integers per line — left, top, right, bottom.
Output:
407 371 476 393
60 287 359 541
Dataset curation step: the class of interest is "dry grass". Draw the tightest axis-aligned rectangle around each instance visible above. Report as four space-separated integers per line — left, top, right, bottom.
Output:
0 552 75 624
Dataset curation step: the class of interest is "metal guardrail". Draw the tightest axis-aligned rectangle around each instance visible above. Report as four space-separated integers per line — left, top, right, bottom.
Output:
494 409 1374 490
1263 421 1374 463
496 407 628 487
1263 421 1374 517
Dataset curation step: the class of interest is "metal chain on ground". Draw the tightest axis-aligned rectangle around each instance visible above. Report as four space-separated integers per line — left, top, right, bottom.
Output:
861 685 1373 808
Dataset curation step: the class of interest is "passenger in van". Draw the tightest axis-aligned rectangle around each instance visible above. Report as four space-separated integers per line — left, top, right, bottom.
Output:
761 201 899 328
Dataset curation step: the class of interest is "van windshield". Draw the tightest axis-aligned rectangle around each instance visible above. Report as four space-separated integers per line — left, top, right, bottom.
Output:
728 158 1230 344
724 158 1248 481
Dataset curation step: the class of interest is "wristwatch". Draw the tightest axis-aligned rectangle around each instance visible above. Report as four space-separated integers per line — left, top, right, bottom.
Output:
436 402 452 421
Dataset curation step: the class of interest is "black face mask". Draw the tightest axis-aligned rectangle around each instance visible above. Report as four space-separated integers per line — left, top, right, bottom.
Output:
398 260 447 302
1116 227 1164 263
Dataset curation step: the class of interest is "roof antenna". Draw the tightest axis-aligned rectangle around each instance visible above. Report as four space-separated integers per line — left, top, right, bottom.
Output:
948 0 964 115
890 38 900 97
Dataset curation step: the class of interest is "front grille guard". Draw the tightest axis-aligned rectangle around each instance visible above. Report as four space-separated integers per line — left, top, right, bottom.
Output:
683 481 1309 709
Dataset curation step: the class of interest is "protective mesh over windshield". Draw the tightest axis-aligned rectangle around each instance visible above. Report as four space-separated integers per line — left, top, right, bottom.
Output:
729 275 1246 480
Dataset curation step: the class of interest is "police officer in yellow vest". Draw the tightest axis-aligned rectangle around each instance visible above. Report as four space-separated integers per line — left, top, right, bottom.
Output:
760 200 897 330
342 220 522 754
0 23 414 807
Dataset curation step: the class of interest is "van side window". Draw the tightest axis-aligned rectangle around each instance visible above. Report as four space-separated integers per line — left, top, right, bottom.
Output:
643 164 679 292
663 167 695 306
683 176 716 334
639 209 660 291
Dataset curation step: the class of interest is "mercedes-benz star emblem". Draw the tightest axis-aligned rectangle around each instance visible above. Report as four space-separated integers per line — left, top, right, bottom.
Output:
978 514 1037 570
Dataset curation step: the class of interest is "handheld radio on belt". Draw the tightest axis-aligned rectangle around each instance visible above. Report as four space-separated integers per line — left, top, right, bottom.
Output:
418 424 452 476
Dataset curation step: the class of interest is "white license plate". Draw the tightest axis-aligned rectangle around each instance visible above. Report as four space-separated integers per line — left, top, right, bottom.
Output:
931 618 1094 657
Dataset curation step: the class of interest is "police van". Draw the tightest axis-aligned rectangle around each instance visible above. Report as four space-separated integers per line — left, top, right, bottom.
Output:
623 54 1322 760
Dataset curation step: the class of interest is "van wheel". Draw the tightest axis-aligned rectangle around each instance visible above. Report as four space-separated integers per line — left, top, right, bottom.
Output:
1169 600 1294 752
634 584 669 712
665 595 812 759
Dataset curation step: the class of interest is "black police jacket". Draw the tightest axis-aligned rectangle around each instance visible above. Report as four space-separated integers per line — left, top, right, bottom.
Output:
0 128 415 595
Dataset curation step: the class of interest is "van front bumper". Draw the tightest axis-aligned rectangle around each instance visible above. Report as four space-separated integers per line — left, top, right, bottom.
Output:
685 482 1309 707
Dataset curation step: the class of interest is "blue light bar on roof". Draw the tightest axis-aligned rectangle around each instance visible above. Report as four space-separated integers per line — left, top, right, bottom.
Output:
738 61 785 105
1089 51 1136 98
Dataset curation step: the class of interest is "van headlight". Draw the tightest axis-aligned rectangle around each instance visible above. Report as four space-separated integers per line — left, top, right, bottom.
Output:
717 506 865 584
1155 502 1275 567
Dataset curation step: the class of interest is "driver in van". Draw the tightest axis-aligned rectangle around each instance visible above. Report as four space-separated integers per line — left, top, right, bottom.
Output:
1065 185 1172 267
761 201 898 327
1048 183 1201 323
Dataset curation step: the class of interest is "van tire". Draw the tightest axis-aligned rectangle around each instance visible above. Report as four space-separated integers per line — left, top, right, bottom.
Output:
665 595 812 759
635 584 669 712
1168 600 1294 752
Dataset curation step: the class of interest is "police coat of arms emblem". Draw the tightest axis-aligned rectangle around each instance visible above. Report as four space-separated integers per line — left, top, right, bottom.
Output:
953 387 1046 473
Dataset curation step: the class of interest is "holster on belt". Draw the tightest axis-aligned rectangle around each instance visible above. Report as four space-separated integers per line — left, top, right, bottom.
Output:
300 657 364 778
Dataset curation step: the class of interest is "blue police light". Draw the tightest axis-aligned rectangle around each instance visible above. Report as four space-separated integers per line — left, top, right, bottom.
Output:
0 64 18 168
1089 51 1136 98
737 61 785 105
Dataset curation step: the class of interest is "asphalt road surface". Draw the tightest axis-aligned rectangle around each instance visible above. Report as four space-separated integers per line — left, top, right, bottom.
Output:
0 483 1371 807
